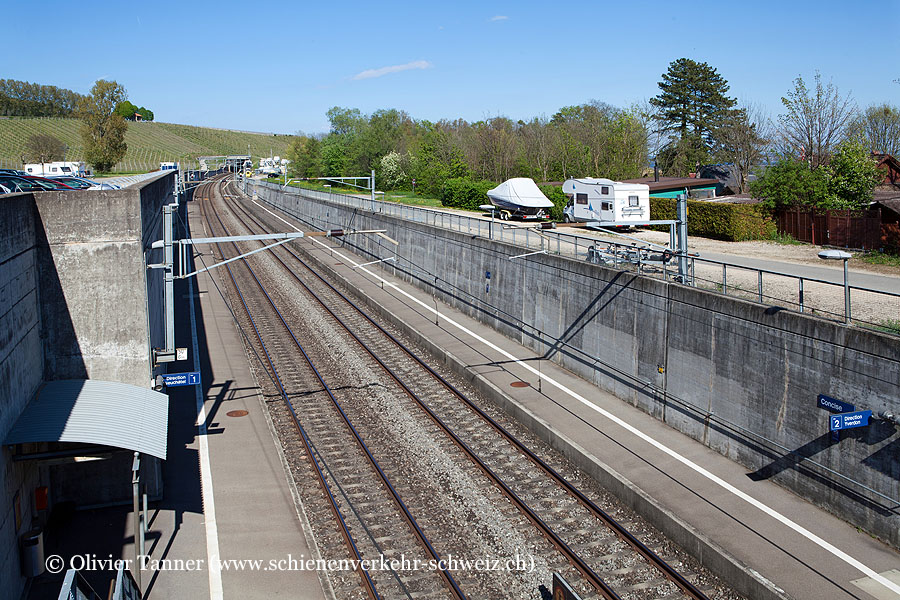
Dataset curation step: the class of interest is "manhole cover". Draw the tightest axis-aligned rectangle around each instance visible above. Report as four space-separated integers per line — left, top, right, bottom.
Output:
510 381 530 388
226 410 249 418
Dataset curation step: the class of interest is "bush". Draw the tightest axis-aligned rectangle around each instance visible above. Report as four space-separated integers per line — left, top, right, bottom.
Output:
440 178 498 210
538 185 568 221
650 198 776 241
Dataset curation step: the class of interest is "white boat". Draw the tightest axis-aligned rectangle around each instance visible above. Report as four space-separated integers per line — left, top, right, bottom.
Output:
485 178 553 220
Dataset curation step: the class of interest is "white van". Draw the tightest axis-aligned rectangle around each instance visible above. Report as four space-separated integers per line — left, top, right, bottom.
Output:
562 177 650 224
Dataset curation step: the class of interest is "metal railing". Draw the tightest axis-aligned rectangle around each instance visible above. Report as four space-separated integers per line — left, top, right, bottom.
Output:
257 181 900 332
56 569 102 600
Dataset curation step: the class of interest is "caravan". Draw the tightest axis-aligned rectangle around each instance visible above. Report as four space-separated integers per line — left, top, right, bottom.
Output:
562 178 650 225
23 161 92 178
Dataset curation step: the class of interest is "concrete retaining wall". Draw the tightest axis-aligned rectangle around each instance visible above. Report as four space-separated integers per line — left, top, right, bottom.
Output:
0 174 173 599
254 183 900 548
0 193 46 600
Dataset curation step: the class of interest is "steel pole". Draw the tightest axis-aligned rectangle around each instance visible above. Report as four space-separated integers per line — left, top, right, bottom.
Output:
132 453 142 591
844 258 851 324
163 204 175 354
676 194 688 283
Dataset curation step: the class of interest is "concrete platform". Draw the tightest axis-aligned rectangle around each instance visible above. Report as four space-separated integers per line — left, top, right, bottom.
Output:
290 226 900 600
23 199 327 600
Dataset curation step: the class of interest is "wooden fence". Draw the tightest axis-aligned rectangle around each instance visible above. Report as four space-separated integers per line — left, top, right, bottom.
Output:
776 208 883 249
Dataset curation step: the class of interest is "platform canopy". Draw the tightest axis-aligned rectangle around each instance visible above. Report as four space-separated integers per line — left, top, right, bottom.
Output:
4 379 169 460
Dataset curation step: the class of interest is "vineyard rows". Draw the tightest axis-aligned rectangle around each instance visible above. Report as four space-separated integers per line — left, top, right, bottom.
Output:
0 117 295 172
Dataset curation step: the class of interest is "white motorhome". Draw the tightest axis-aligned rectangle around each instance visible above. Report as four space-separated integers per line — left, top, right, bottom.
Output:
24 161 92 177
562 177 650 225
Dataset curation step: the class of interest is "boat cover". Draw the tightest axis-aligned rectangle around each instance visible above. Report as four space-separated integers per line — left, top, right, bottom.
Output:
487 178 554 209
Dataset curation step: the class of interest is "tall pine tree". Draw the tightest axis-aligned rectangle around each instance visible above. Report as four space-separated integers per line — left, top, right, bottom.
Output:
650 58 736 175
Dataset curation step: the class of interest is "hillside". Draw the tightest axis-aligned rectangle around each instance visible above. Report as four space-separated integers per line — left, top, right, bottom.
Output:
0 117 296 172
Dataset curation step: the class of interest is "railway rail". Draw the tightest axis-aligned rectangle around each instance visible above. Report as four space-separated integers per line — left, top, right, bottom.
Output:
191 174 743 600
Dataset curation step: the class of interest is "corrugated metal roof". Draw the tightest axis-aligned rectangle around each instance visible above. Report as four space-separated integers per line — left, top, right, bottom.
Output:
4 379 169 459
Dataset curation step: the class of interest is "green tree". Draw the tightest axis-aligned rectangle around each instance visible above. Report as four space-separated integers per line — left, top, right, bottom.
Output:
650 58 737 174
79 80 128 172
114 100 138 120
750 156 830 210
751 141 879 210
136 106 154 121
24 134 67 164
286 135 321 179
824 139 882 208
410 121 469 196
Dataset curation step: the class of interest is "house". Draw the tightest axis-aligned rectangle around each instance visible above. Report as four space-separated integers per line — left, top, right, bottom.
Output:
873 153 900 185
697 163 762 196
620 174 720 199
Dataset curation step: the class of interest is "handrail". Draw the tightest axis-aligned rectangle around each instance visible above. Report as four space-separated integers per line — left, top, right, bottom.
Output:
259 181 900 331
56 569 103 600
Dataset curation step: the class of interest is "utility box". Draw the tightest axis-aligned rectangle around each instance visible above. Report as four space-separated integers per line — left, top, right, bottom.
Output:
20 528 44 577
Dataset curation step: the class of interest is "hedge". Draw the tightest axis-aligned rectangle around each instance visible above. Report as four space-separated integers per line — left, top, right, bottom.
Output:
440 177 569 219
440 177 497 211
650 198 776 241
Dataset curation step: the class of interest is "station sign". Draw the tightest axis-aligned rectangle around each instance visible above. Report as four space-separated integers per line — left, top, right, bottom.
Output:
161 371 201 387
817 394 854 413
829 410 872 431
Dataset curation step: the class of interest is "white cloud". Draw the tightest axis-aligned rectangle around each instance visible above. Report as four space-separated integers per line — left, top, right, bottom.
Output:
489 15 509 21
352 60 433 80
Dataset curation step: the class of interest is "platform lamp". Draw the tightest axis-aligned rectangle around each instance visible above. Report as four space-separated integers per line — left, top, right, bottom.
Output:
817 249 852 324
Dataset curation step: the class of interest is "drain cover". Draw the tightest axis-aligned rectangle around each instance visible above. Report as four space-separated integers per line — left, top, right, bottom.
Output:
510 381 530 388
226 410 249 417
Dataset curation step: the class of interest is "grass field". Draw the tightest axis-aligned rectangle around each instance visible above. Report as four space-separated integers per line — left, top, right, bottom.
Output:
284 180 444 208
0 117 296 173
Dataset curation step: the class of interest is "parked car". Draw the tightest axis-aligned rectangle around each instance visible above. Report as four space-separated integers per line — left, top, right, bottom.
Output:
0 175 49 193
22 176 76 190
0 168 29 177
47 176 93 189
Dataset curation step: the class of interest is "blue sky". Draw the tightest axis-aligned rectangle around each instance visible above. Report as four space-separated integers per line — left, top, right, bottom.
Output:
4 0 898 134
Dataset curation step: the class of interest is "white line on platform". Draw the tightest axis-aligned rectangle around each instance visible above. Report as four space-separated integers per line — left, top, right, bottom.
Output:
246 194 899 597
298 233 900 599
189 274 224 600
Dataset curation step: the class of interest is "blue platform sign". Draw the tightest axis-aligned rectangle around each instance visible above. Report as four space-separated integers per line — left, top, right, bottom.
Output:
817 394 854 413
162 371 201 387
829 410 872 431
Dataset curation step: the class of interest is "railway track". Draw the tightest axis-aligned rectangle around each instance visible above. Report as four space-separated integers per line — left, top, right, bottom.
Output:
192 174 743 600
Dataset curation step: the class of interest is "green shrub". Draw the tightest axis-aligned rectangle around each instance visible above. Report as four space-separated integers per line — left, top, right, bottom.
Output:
538 185 568 221
650 198 776 241
440 177 497 211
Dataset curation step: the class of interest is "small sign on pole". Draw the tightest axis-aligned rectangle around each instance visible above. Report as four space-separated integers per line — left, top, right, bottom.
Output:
829 410 873 431
161 371 201 387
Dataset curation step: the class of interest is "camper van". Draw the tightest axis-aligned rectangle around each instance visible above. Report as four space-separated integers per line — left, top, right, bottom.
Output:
24 161 92 178
562 178 650 225
160 162 178 171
